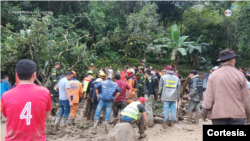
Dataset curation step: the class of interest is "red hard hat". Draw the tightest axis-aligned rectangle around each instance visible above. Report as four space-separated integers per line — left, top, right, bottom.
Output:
138 97 145 104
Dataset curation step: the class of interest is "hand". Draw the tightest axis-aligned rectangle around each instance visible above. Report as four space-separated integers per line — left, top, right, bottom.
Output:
188 96 191 102
145 97 148 102
97 95 100 100
69 101 73 107
91 98 94 103
144 123 147 130
158 95 161 101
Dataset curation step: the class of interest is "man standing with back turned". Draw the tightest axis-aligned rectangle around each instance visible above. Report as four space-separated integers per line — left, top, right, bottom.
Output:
54 71 74 131
158 65 181 129
201 49 250 125
1 59 52 140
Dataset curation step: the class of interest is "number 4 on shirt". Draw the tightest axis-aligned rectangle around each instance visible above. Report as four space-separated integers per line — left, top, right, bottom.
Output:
20 102 33 125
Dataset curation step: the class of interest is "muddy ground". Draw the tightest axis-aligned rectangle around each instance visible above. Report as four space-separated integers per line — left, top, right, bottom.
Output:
1 107 212 141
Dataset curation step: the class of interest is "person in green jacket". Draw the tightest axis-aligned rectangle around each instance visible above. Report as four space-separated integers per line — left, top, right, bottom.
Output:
137 67 145 98
51 62 61 102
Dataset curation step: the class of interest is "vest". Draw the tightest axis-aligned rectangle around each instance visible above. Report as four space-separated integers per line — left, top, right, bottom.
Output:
83 77 92 92
121 101 140 120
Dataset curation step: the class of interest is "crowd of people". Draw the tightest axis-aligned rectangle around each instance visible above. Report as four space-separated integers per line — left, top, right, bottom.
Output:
1 49 250 140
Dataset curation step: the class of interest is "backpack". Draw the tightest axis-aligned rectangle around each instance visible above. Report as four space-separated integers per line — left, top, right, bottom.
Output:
197 78 203 100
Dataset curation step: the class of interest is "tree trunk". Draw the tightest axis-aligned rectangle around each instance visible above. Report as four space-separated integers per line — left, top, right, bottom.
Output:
172 50 179 69
144 52 147 62
192 53 198 70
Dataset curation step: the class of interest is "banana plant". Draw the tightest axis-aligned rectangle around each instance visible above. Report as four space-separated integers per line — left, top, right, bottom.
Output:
154 24 193 69
186 35 209 69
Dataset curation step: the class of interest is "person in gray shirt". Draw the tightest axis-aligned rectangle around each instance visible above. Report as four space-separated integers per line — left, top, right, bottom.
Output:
54 71 74 131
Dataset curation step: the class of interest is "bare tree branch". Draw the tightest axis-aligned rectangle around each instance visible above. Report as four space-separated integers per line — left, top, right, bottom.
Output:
1 25 19 37
68 56 80 70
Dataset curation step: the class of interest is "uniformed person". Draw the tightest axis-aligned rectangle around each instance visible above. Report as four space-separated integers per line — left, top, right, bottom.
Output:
137 67 145 98
51 62 61 102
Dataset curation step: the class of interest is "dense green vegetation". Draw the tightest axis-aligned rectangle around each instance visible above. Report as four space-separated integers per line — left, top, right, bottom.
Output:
1 1 250 85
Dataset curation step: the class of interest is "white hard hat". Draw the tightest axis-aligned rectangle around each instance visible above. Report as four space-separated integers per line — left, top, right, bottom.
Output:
212 66 219 70
91 63 94 65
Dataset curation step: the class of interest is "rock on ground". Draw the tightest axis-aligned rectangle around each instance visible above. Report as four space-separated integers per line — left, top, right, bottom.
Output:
108 122 136 141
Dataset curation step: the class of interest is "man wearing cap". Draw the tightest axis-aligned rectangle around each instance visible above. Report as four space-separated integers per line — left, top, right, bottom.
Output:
89 72 106 122
82 70 96 119
51 62 61 102
92 74 121 134
158 65 181 128
68 71 83 125
121 97 148 138
201 49 250 125
88 72 106 121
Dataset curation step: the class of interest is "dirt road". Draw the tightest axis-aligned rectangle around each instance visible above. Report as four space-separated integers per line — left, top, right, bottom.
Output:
1 119 211 141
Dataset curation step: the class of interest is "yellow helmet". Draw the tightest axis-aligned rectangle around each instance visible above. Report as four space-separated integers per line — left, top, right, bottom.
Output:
72 71 76 77
98 72 106 78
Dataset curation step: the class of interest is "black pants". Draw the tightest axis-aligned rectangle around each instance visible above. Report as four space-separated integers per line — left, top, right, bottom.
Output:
212 118 246 125
112 102 127 118
87 97 93 115
91 100 99 115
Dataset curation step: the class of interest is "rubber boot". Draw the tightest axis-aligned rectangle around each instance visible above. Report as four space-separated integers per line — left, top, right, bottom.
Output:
140 131 147 138
104 121 109 134
90 113 95 121
112 118 119 127
54 118 61 131
87 113 91 120
183 110 192 124
60 118 68 127
162 121 168 129
68 118 75 126
195 110 200 124
92 120 99 134
169 121 174 127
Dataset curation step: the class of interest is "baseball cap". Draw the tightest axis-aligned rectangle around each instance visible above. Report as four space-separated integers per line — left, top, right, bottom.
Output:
138 97 145 104
204 73 208 76
165 65 172 70
91 63 94 65
149 66 153 69
127 69 133 73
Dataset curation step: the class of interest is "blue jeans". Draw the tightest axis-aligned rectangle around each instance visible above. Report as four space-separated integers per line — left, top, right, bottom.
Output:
57 100 70 118
163 101 176 122
188 101 200 112
94 100 112 122
121 116 135 123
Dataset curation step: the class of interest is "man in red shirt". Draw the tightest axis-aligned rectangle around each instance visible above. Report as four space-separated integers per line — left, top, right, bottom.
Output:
112 74 131 126
1 59 52 141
